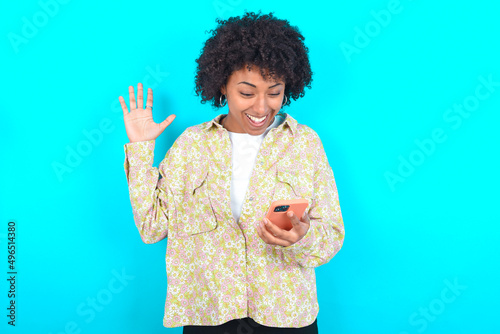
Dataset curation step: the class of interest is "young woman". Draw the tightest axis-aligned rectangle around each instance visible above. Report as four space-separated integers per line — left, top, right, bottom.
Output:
119 12 344 334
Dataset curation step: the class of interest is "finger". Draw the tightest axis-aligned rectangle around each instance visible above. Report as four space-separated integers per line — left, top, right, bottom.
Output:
129 86 136 110
159 114 176 132
263 218 287 240
287 211 301 227
257 221 291 247
264 218 295 243
255 221 269 243
257 220 274 240
146 87 153 109
263 218 280 237
256 221 264 237
118 96 128 116
137 83 144 109
301 211 311 224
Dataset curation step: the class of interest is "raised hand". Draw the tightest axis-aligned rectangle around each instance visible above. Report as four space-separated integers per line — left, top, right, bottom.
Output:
119 83 176 143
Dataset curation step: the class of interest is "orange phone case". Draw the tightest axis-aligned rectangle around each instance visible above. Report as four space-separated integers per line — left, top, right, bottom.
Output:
265 199 309 231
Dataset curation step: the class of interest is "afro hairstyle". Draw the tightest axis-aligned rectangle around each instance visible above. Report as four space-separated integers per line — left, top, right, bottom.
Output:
194 11 313 108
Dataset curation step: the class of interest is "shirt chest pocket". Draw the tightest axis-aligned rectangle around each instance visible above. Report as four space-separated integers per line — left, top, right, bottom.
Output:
274 165 314 207
173 170 218 238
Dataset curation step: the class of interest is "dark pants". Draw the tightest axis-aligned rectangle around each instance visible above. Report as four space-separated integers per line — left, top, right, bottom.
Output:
183 317 318 334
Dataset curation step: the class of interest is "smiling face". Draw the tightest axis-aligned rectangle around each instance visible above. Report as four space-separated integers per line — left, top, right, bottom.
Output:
221 65 286 135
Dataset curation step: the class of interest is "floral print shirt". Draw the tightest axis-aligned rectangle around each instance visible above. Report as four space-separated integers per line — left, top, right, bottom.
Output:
123 113 344 328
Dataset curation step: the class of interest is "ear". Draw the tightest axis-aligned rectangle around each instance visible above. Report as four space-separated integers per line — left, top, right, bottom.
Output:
220 85 226 95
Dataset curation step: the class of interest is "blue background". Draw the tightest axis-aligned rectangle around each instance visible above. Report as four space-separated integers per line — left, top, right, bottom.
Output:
1 0 499 333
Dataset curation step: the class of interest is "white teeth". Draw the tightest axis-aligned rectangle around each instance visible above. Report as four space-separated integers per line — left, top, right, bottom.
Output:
246 114 266 123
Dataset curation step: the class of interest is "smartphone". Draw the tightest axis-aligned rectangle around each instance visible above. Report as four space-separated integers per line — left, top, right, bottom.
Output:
265 199 309 231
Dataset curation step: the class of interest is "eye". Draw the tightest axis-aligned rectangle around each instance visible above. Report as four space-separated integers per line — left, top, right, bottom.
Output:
240 92 253 97
269 93 281 96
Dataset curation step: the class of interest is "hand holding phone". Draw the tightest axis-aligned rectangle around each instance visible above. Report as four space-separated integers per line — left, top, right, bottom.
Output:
264 199 309 231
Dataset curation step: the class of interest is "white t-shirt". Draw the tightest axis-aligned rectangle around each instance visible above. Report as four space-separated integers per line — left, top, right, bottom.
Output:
227 115 283 222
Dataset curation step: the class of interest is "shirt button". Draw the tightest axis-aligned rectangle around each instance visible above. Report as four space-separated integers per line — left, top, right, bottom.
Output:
249 197 254 201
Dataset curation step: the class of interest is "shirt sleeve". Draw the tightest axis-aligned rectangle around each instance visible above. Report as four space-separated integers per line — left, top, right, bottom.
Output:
123 140 172 244
278 133 345 268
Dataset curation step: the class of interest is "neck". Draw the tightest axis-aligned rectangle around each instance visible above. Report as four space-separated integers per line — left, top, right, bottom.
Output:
221 115 228 128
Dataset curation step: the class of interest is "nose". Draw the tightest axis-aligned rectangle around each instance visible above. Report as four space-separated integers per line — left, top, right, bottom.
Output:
252 95 269 115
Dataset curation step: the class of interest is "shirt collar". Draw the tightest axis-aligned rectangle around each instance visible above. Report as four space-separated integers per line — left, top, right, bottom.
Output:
204 113 298 136
203 114 225 131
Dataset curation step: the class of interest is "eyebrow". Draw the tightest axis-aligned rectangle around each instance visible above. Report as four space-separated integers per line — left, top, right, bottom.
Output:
237 81 283 89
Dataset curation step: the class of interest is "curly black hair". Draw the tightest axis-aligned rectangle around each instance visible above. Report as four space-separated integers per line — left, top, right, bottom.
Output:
195 11 313 108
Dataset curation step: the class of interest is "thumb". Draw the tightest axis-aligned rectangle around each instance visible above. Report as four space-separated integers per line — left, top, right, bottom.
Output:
287 211 301 227
159 114 176 132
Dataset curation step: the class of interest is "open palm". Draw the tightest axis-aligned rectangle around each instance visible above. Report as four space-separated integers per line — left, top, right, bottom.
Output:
119 82 176 143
